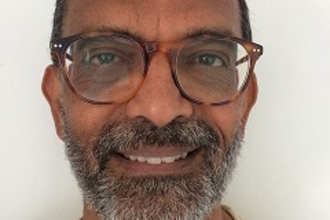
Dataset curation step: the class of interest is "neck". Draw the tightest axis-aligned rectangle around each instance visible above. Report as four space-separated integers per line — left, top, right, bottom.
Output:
82 202 232 220
82 202 99 220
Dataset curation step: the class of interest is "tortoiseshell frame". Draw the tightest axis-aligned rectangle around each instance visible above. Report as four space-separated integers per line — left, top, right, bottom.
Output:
50 31 263 106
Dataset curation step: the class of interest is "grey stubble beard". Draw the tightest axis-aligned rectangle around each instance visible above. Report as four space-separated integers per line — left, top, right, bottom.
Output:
61 110 244 220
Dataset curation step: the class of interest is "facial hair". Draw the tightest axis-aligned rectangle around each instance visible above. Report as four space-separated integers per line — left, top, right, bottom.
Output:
61 113 244 220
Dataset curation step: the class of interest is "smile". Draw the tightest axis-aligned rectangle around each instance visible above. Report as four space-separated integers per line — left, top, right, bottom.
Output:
124 152 188 165
110 148 201 175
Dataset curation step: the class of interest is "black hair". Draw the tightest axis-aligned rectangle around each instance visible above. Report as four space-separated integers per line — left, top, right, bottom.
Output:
50 0 252 42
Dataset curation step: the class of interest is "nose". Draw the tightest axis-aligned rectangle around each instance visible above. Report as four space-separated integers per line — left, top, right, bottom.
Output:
126 52 193 127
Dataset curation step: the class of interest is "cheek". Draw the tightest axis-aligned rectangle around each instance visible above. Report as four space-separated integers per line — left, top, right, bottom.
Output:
198 102 244 145
62 95 125 144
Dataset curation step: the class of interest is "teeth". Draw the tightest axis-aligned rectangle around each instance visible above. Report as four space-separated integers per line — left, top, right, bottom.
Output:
146 157 162 165
128 155 137 161
162 156 176 163
125 152 189 165
137 156 147 162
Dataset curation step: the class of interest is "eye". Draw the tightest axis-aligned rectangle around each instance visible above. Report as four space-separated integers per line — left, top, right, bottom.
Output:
89 53 120 65
196 54 225 67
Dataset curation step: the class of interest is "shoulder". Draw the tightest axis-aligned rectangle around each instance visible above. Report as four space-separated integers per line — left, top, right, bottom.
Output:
222 205 243 220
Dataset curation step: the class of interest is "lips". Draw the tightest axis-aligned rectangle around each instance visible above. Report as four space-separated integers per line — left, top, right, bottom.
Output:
124 152 188 165
106 147 201 175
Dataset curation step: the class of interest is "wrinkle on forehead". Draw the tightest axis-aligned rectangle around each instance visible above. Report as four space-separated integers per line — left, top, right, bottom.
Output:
64 0 241 41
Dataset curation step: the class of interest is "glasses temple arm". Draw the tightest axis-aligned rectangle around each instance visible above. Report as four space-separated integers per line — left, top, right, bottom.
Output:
235 55 249 66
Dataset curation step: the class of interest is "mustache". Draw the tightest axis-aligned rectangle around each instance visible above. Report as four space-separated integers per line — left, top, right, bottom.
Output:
93 119 222 171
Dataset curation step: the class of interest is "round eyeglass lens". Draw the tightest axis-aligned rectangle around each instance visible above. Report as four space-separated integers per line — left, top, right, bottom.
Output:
176 38 250 104
63 35 145 103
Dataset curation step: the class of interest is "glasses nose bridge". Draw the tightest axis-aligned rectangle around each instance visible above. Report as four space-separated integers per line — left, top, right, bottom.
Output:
141 41 183 96
143 42 176 67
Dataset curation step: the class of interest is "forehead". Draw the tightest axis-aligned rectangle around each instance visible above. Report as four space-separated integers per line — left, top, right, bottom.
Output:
64 0 241 41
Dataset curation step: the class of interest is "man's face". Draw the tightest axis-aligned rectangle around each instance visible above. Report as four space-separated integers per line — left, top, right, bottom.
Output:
43 0 257 219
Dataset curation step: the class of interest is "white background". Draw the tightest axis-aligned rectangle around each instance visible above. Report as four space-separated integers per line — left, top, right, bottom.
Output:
1 0 330 219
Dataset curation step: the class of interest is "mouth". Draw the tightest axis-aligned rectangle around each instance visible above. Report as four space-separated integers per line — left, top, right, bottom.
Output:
108 148 201 175
123 151 189 165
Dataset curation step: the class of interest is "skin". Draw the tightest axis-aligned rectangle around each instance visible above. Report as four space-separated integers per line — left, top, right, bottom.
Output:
42 0 258 219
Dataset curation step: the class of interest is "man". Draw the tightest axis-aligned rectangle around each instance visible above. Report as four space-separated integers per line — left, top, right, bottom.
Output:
42 0 263 219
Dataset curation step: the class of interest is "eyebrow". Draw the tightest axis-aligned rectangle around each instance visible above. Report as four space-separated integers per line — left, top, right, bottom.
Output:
184 28 237 39
91 26 146 41
87 26 237 42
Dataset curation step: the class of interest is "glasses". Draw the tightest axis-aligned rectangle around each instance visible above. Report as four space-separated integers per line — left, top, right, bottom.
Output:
50 31 263 105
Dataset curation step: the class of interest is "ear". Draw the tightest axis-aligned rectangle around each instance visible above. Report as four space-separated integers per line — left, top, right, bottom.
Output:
42 65 64 140
241 73 258 127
